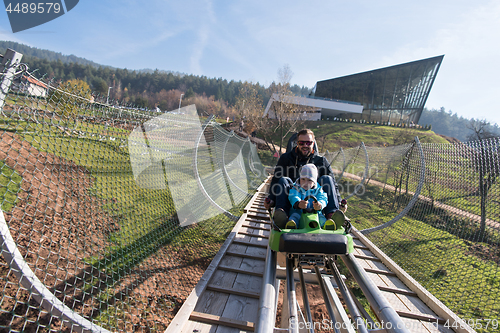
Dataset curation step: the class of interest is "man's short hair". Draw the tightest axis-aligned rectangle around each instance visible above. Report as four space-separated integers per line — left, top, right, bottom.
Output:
297 129 315 139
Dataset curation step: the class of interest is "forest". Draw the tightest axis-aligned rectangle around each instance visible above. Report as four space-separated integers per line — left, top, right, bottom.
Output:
0 41 309 113
419 107 500 142
1 40 499 142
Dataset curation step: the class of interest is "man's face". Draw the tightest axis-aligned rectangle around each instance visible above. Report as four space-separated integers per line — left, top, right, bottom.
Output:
297 134 314 157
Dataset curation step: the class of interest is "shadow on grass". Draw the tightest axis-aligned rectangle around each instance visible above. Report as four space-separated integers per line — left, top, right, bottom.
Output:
11 216 184 331
405 196 500 245
17 212 226 331
53 213 230 330
438 192 479 202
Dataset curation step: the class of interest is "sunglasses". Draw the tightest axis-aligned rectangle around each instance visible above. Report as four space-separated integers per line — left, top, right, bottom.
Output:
297 141 313 146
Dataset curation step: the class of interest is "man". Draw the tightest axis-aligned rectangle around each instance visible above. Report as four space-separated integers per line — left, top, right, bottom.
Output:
264 129 347 228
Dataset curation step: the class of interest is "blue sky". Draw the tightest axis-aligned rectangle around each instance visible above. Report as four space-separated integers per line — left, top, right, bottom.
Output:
1 0 499 125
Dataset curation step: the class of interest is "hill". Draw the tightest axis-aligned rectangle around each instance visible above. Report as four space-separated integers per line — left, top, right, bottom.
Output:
418 107 500 142
3 41 497 143
0 41 309 109
230 120 449 166
309 120 449 152
0 40 106 68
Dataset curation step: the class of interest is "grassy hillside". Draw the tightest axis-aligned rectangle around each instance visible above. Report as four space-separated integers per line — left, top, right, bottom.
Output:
339 178 500 327
308 121 450 152
255 120 450 166
1 116 238 329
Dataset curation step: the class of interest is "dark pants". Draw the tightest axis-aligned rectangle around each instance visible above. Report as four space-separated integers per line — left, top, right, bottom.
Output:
275 175 340 217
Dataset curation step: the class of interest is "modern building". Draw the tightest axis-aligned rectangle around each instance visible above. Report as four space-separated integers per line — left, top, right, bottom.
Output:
313 55 444 124
263 93 363 121
264 55 443 125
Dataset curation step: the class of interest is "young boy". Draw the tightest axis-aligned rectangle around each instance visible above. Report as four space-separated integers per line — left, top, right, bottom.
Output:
286 164 337 230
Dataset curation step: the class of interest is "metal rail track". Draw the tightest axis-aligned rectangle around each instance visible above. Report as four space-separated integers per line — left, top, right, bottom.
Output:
167 180 475 333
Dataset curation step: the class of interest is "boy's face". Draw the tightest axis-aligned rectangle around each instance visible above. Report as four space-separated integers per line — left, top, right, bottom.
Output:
300 177 315 190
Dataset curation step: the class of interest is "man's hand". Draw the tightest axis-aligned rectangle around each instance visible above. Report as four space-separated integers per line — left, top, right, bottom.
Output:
313 201 323 211
264 197 274 210
297 200 307 209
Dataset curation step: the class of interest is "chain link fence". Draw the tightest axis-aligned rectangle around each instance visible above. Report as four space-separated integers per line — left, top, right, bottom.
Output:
0 52 266 332
329 138 499 331
1 49 499 332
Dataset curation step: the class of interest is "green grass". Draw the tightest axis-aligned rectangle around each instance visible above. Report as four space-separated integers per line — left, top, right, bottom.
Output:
259 120 449 153
0 160 22 212
252 120 498 327
4 111 496 330
341 178 499 330
8 117 248 330
330 139 500 232
257 149 277 167
378 221 499 327
18 120 242 247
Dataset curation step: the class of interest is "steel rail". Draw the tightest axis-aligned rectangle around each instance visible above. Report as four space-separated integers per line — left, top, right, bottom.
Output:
314 265 342 333
341 253 410 333
256 248 278 333
298 266 314 333
327 257 369 333
323 277 356 333
286 256 300 333
361 136 425 234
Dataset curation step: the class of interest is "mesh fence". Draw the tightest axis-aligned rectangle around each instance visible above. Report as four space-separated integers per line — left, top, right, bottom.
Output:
2 51 499 332
330 139 499 331
0 57 266 332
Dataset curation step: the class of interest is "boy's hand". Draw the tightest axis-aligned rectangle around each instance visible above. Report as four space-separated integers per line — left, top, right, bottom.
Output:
340 199 348 212
297 200 307 209
313 201 323 211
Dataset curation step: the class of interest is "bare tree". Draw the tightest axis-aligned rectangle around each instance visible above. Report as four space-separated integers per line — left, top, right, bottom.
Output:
467 118 499 239
271 65 303 152
235 81 261 121
234 81 262 136
236 65 306 156
262 65 306 154
466 118 496 142
235 82 278 153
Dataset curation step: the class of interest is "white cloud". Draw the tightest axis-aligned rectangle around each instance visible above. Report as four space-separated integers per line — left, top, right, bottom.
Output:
189 0 216 75
2 0 499 124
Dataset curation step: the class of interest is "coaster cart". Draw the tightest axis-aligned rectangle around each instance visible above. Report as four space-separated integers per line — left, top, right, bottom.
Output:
265 197 359 332
256 135 409 333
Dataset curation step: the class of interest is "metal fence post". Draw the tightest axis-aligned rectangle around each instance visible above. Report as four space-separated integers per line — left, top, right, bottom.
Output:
0 49 23 111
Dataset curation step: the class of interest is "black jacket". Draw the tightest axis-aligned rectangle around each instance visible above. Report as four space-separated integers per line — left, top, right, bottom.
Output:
267 147 334 201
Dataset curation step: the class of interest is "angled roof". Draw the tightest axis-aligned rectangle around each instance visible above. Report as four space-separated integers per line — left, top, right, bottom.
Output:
22 75 48 89
314 55 444 123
